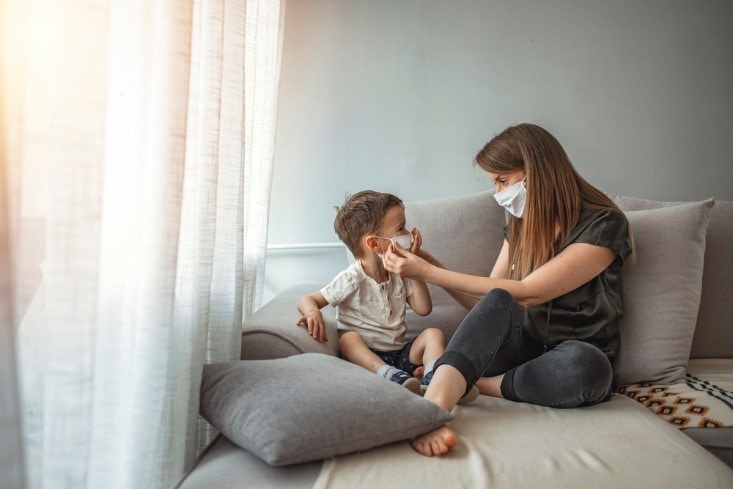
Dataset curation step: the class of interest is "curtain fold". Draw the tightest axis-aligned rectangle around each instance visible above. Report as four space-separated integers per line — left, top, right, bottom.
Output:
0 68 26 489
1 4 30 487
0 0 284 487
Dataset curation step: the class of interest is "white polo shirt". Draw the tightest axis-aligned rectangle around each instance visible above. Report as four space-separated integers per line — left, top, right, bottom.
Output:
320 260 413 352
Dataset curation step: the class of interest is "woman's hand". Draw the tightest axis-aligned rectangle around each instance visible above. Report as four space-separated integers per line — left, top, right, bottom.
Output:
383 241 433 282
410 227 422 254
386 240 481 310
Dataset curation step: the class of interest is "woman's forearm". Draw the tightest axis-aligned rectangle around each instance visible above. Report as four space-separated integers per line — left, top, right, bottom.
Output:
418 250 483 309
389 247 508 309
417 249 443 268
431 265 530 307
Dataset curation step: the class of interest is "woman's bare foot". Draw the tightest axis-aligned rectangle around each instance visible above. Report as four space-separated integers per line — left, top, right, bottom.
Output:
411 425 458 457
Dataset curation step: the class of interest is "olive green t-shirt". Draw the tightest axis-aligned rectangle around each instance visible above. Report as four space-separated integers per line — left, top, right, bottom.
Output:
514 208 632 359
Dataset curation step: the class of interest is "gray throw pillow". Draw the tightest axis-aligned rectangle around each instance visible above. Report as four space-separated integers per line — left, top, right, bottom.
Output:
613 199 715 387
199 353 454 466
611 194 733 359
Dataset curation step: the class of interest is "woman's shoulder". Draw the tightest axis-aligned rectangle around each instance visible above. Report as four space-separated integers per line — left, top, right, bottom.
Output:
569 206 632 263
568 206 629 245
577 206 628 231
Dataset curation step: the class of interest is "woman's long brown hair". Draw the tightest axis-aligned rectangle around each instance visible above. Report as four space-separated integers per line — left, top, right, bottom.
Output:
475 123 626 280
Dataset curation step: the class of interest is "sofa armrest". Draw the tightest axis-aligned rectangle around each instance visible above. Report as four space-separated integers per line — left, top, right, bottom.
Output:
241 282 339 360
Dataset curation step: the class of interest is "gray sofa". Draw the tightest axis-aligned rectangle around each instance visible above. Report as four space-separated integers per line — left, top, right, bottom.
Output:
181 191 733 488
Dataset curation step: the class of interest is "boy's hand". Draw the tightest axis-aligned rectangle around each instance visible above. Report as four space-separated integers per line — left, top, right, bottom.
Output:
296 311 328 342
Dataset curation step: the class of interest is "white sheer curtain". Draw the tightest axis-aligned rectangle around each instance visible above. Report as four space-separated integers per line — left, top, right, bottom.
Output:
0 0 284 487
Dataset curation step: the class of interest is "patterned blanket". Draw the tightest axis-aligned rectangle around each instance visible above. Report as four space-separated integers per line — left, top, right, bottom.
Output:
618 374 733 428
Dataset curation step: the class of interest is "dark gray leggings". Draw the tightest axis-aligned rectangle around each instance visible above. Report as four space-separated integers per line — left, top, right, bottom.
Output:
436 288 613 408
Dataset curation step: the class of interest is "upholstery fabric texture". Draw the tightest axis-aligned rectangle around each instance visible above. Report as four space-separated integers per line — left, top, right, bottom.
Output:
612 199 715 386
181 193 733 487
611 195 733 359
313 394 733 489
401 191 505 336
679 358 733 467
241 283 339 360
199 353 453 466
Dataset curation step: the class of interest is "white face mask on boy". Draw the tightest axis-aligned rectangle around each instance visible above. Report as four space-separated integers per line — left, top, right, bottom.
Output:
387 233 413 250
375 233 413 257
494 179 527 218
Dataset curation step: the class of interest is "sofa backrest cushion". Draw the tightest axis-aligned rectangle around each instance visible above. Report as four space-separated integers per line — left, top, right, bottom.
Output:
404 192 721 386
612 200 714 386
695 201 733 358
404 191 504 339
611 195 733 359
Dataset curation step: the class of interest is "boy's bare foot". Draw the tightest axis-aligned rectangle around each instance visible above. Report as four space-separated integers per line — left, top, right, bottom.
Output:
411 425 458 457
413 365 425 380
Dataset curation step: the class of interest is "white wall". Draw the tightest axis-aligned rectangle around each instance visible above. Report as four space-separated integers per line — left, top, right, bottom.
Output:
263 0 733 304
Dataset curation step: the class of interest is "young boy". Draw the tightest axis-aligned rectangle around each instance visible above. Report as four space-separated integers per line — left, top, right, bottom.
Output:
297 190 478 403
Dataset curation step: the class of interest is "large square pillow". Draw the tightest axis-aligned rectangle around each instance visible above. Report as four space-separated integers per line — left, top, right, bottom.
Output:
199 353 453 466
613 199 715 387
611 194 733 359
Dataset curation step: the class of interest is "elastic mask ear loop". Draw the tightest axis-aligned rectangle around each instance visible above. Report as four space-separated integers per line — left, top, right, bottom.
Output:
374 234 412 248
373 235 393 259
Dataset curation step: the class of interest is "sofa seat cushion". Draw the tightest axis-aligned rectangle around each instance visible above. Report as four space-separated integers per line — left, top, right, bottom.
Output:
181 394 733 489
313 395 733 488
178 435 322 489
687 358 733 391
618 358 733 467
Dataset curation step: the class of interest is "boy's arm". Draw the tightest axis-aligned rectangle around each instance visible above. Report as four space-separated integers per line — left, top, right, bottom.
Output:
297 291 330 342
406 279 432 316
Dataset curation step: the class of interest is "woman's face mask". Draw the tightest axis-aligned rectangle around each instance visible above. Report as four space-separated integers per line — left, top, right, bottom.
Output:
493 178 526 218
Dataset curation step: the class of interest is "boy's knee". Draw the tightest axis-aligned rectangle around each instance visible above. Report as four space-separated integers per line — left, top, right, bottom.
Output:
421 327 445 344
338 331 362 349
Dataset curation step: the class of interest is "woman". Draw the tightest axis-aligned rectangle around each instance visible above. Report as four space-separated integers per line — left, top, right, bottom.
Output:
384 123 633 457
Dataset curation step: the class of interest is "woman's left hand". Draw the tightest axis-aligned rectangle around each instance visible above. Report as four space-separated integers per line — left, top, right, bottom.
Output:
409 227 422 254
